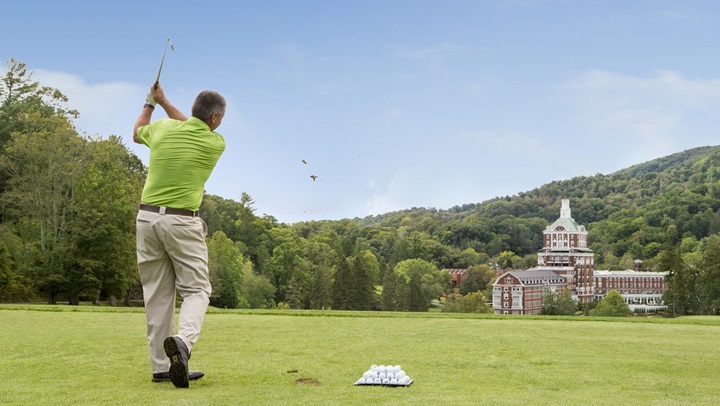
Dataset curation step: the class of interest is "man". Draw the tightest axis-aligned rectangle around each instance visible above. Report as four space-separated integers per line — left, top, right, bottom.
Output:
133 83 226 388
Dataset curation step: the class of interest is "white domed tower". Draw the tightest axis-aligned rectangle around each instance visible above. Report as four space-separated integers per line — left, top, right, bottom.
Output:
537 199 594 303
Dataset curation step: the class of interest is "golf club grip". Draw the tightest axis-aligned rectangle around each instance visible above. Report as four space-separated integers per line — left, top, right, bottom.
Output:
154 81 159 91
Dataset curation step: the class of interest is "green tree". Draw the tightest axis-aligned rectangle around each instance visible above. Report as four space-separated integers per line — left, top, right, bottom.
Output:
456 248 488 268
590 291 629 317
269 227 310 308
332 258 354 310
540 288 558 315
380 268 404 311
658 238 700 315
389 259 449 312
458 264 495 295
496 250 521 269
235 193 273 277
69 136 144 305
442 291 492 313
556 289 577 315
541 289 577 316
207 231 249 309
332 250 379 310
0 223 31 301
242 267 275 309
0 58 78 150
700 235 720 314
0 109 84 303
305 230 341 309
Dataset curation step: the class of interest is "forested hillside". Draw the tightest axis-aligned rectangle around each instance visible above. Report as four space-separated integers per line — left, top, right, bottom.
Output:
2 58 719 314
354 145 720 270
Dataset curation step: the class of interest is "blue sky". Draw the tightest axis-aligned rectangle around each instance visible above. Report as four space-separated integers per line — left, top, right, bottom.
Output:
2 0 720 223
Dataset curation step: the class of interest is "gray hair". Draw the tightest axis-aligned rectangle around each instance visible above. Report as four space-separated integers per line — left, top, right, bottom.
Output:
191 90 226 121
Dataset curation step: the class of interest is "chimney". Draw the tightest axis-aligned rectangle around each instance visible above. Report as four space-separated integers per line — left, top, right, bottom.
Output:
560 199 571 219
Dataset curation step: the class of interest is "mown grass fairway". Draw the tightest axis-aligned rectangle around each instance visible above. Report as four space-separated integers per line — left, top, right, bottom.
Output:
1 306 718 405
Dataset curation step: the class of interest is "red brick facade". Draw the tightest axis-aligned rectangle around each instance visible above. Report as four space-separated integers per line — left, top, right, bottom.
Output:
493 271 565 315
445 268 467 287
492 199 669 315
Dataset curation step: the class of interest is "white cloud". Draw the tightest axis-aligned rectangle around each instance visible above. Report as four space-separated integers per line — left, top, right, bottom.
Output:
362 127 553 216
569 69 720 147
27 70 256 170
558 68 720 176
573 69 720 108
33 70 144 143
453 128 551 156
365 166 433 215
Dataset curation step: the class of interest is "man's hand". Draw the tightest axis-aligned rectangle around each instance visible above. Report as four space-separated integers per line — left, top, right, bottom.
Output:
146 92 157 107
151 82 188 121
150 82 168 106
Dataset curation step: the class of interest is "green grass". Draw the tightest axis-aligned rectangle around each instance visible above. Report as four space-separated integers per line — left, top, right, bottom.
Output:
1 305 719 405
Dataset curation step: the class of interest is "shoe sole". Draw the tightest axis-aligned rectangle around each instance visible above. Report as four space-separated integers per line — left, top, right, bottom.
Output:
152 371 204 383
163 337 189 388
152 371 205 383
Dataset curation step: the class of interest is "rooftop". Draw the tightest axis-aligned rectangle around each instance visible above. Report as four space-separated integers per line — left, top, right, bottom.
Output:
545 216 585 232
499 269 567 285
595 270 668 277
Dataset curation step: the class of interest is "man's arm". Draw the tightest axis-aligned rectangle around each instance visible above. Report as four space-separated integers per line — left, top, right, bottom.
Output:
133 104 154 144
132 82 188 144
152 82 188 121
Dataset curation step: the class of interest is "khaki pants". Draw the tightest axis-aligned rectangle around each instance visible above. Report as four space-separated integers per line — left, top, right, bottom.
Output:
136 209 211 374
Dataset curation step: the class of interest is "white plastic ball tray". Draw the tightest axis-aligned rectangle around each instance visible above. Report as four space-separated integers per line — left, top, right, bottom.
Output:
354 365 413 387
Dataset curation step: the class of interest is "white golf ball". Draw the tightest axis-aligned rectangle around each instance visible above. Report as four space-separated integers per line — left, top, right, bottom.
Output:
382 378 389 384
374 378 381 384
371 364 378 371
363 371 372 379
396 371 406 379
390 378 398 385
379 372 386 380
386 373 395 380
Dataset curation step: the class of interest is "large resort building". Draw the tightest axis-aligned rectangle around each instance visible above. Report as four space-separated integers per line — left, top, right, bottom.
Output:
492 199 668 315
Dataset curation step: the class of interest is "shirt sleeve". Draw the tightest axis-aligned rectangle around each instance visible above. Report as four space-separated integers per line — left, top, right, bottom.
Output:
136 119 165 147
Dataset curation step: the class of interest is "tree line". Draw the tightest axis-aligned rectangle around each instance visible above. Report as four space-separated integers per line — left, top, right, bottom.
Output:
1 58 719 315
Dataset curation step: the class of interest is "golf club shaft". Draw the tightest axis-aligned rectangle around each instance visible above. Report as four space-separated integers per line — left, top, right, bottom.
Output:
155 39 172 90
155 48 167 90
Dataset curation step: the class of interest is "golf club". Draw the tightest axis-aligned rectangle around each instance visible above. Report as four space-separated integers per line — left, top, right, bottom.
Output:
154 37 174 90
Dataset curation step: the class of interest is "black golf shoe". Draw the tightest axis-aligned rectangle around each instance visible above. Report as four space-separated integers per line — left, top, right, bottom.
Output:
163 336 191 388
152 370 204 383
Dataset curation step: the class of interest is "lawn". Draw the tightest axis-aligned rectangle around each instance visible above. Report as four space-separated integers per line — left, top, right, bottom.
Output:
1 305 718 405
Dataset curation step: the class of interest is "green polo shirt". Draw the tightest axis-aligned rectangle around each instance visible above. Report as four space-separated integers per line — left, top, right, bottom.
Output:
137 117 226 211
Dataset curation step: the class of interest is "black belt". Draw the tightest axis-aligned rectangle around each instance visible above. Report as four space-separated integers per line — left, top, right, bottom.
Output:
139 204 199 217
